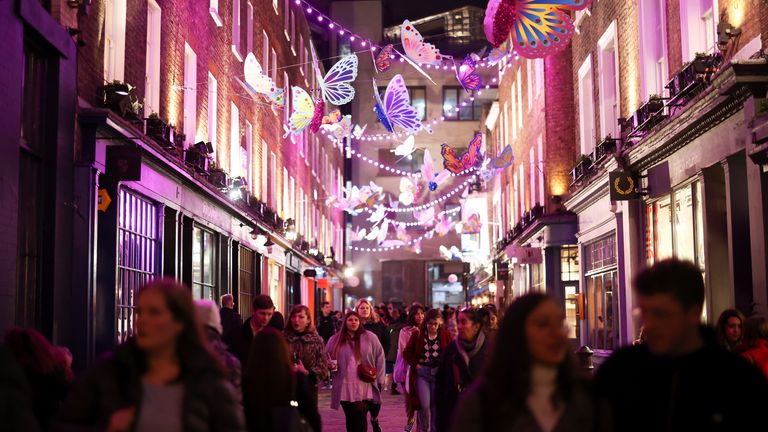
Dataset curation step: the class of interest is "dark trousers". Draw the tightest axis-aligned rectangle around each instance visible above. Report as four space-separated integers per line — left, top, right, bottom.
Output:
340 401 376 432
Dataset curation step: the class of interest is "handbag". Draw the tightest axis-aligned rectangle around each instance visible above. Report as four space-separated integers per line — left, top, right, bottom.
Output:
357 363 378 383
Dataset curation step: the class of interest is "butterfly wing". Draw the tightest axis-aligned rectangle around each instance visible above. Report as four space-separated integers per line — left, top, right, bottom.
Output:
321 54 358 106
322 109 342 125
440 144 463 174
394 135 416 156
244 54 277 94
462 133 484 168
457 55 482 92
375 44 394 72
490 144 515 169
383 74 422 134
401 20 443 65
352 124 367 139
421 149 435 183
512 1 590 58
267 87 285 106
283 86 315 137
486 39 510 65
372 77 394 133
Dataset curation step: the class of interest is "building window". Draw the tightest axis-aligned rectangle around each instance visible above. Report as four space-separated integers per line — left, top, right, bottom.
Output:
238 246 256 317
283 72 290 125
208 73 217 156
230 102 240 176
584 234 618 350
299 35 305 76
645 181 705 269
679 0 716 62
210 0 223 26
244 120 252 185
261 140 269 201
231 0 243 61
598 21 620 139
578 55 595 156
116 189 161 342
561 246 579 282
516 69 523 126
527 60 533 111
537 135 544 205
562 246 580 340
518 165 525 214
271 48 277 83
291 10 296 52
284 0 291 40
639 1 667 98
183 43 197 148
270 152 277 208
535 58 544 99
104 0 127 82
144 0 161 117
442 87 479 120
262 31 270 75
246 2 254 54
529 147 536 206
192 225 218 300
511 84 518 138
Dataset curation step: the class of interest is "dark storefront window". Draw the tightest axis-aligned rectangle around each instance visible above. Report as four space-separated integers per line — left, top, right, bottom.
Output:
116 189 161 342
192 226 218 300
584 234 618 350
238 245 256 317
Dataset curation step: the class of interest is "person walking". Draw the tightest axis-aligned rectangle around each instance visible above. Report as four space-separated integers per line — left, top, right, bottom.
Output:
243 327 318 432
195 299 243 402
220 293 243 348
284 305 329 431
594 259 768 431
355 299 390 430
4 328 73 431
386 302 407 395
230 295 275 369
404 309 453 432
715 308 745 351
325 311 386 432
395 304 426 431
452 293 594 432
434 308 490 432
735 315 768 378
58 279 244 432
317 301 338 344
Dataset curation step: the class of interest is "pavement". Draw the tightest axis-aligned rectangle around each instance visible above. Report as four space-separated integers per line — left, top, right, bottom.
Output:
318 386 410 432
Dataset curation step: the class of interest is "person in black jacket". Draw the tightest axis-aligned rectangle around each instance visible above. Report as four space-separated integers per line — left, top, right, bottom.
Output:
355 299 390 432
219 294 243 348
316 301 337 344
594 259 768 431
57 279 244 431
230 295 276 370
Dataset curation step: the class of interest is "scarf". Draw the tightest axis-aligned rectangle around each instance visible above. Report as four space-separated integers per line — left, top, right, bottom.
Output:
456 330 486 367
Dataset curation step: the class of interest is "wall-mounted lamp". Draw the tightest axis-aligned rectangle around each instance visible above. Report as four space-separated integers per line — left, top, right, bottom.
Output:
284 218 298 241
717 20 741 49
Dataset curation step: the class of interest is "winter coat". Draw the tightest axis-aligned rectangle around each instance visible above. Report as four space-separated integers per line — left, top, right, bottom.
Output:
594 326 768 431
394 325 419 383
57 340 245 432
316 314 337 344
284 331 330 385
451 377 594 432
735 339 768 379
363 321 391 358
205 327 242 404
0 346 40 432
434 332 490 432
386 315 407 362
325 330 386 410
403 328 453 412
220 307 243 348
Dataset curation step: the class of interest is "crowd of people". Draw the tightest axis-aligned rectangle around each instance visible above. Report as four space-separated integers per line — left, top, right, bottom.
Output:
2 259 768 431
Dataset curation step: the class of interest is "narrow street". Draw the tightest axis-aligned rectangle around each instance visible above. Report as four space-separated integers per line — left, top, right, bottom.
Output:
319 388 408 432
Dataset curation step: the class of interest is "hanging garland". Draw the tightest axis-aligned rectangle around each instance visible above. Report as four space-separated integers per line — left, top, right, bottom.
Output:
371 175 477 213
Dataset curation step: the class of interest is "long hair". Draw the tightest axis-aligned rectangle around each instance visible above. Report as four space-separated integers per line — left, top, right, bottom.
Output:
284 304 317 337
4 328 73 381
243 327 295 407
480 293 579 427
332 311 367 360
715 309 745 349
135 278 223 376
355 299 380 324
407 304 426 327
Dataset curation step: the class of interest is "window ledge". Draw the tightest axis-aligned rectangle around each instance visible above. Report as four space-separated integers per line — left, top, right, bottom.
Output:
574 9 591 34
231 45 244 62
285 30 290 41
210 8 224 27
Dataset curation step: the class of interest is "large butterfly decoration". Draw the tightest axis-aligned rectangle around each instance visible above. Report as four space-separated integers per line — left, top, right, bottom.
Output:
372 44 395 73
456 55 483 93
312 54 359 106
489 144 514 170
244 53 277 95
372 74 423 135
401 20 444 65
422 149 451 192
283 86 325 137
484 0 592 58
441 132 484 174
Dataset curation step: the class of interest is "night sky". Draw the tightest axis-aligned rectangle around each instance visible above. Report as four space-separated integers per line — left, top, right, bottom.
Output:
381 0 489 26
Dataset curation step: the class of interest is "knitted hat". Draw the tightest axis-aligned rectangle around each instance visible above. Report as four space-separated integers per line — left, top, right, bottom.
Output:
194 299 223 335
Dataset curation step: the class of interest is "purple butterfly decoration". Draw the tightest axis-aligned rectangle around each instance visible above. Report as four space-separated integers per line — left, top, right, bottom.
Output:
372 74 422 134
456 55 482 93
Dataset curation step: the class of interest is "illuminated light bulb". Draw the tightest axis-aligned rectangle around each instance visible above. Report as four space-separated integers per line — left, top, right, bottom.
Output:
317 16 323 22
306 7 312 13
350 36 355 41
329 23 334 29
339 30 345 35
399 58 405 63
371 46 376 52
485 84 490 89
295 0 300 4
477 90 483 95
492 77 498 83
361 41 367 47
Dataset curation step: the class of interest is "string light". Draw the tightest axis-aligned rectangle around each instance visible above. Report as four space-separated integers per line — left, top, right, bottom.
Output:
362 206 461 227
348 229 432 252
372 175 477 213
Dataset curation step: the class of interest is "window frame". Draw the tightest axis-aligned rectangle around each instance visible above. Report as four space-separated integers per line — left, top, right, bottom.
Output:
442 86 480 121
183 43 197 149
231 0 243 61
210 0 224 26
208 72 218 156
597 20 621 139
577 55 596 156
144 0 161 117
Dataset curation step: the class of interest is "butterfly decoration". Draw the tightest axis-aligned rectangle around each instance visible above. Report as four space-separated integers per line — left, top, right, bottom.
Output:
399 176 419 206
456 55 483 93
485 39 510 65
267 87 285 106
489 144 514 170
372 44 395 73
484 0 592 58
283 86 324 137
460 212 482 234
365 220 390 244
372 75 423 134
380 224 411 248
478 158 498 182
441 133 484 174
439 245 463 261
323 115 352 144
401 20 444 66
334 182 383 214
352 123 367 140
392 135 417 157
351 226 368 241
312 52 359 106
407 239 422 254
422 149 451 192
434 213 455 236
368 206 387 225
415 207 436 227
244 53 277 95
322 109 342 125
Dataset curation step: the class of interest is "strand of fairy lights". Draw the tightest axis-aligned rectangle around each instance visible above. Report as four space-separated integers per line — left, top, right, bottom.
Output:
348 227 438 252
371 175 477 213
362 206 461 227
294 0 517 71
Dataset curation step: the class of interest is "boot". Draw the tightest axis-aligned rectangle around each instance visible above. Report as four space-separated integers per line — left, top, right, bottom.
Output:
371 417 382 432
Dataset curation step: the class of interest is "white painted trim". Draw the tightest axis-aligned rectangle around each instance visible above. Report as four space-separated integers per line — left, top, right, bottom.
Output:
597 21 620 139
577 55 595 156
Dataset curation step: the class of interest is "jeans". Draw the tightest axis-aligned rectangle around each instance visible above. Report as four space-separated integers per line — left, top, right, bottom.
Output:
340 401 375 432
416 365 438 432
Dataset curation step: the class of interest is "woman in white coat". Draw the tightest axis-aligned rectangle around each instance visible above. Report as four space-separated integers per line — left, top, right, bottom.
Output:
394 304 426 431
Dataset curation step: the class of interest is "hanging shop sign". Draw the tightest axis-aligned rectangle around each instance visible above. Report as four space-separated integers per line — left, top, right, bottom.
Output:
97 188 112 212
495 260 509 281
106 145 142 181
609 171 640 201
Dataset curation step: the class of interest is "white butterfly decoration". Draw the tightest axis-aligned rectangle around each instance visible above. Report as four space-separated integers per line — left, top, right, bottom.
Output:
351 227 368 241
365 219 390 243
368 206 387 225
439 245 463 261
401 20 444 66
312 49 359 106
399 177 419 206
352 123 367 140
322 115 353 144
415 207 436 226
421 149 451 192
244 53 278 95
392 135 417 157
434 213 455 236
